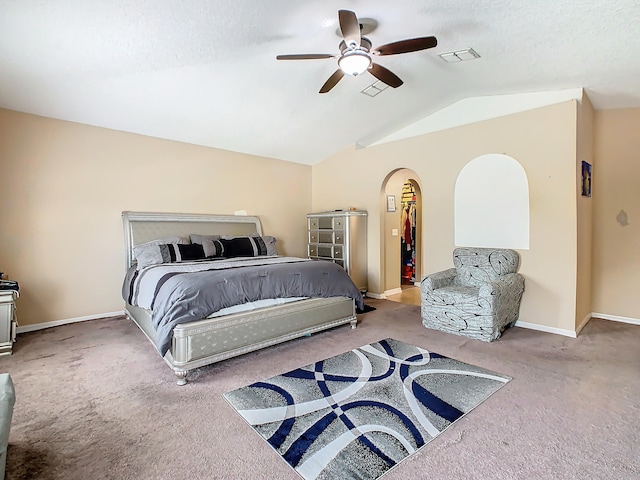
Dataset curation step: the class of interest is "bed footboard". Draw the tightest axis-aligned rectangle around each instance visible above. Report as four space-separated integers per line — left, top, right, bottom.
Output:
126 297 356 385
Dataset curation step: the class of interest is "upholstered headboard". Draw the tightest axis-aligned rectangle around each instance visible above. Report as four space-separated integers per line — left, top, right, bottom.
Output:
122 211 263 270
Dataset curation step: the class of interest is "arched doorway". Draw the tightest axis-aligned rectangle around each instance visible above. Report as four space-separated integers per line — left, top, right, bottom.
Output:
380 169 422 306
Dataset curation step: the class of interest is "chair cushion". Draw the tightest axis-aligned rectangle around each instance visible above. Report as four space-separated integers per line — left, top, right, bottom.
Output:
453 248 520 287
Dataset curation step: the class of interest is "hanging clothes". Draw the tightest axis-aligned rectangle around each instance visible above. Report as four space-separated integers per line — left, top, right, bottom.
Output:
403 205 412 249
400 182 418 283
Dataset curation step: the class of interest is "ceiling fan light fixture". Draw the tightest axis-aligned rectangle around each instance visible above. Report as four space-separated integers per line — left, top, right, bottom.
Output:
276 9 438 93
338 51 372 76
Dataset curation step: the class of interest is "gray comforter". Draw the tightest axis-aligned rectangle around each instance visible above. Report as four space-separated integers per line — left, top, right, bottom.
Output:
123 257 364 355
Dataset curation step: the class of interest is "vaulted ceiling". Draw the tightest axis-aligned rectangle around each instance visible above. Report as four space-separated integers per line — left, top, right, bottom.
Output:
2 0 640 165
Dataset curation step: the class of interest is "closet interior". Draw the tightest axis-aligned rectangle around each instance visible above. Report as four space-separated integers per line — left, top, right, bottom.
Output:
401 181 417 285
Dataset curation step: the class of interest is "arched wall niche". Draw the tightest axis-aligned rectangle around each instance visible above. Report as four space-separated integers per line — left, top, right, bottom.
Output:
455 154 530 249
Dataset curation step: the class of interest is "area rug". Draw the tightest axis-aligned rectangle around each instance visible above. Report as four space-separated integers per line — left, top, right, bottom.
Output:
356 304 376 314
224 338 511 480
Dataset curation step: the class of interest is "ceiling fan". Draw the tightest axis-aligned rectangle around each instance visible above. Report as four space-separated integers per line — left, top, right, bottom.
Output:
276 9 437 93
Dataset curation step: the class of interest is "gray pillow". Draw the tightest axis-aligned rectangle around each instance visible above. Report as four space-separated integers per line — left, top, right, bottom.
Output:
259 235 278 256
132 237 190 267
190 234 221 245
139 236 190 246
134 243 209 269
201 239 225 258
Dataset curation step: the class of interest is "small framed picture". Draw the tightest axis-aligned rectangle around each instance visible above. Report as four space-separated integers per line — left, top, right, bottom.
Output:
386 195 396 212
581 161 592 197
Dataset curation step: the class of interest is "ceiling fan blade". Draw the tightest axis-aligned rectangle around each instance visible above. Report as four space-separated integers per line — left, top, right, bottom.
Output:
276 54 335 60
369 63 403 88
338 10 361 47
319 69 345 94
373 36 438 56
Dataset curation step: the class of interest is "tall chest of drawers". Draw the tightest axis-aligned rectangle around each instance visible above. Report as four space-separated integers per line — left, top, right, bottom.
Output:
0 291 17 355
307 210 367 292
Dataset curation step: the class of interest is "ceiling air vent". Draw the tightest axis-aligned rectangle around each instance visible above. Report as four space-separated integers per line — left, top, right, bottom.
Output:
439 48 480 63
361 80 389 97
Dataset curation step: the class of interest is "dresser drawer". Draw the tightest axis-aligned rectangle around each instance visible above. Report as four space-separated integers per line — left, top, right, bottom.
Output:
308 216 345 231
318 231 334 244
308 244 341 259
308 230 345 245
307 210 367 292
309 244 334 258
317 245 334 258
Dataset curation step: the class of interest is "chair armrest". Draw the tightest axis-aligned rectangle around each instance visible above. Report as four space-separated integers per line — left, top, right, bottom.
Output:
0 373 15 480
421 268 457 291
479 273 525 297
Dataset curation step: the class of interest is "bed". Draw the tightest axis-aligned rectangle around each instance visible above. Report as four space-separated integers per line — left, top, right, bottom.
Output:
121 211 362 385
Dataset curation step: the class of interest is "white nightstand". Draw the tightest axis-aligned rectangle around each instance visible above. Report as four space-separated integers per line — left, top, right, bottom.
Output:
0 291 18 355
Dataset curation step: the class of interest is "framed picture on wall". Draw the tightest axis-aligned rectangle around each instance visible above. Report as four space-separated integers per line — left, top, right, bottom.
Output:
386 195 397 212
581 161 592 197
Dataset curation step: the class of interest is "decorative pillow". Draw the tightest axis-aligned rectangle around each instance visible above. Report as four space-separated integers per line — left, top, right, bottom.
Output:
201 239 225 258
134 243 209 269
139 236 190 247
253 234 278 256
219 236 272 258
189 234 221 245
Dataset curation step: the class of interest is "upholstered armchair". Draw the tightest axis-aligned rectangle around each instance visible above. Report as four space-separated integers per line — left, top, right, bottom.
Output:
420 247 525 341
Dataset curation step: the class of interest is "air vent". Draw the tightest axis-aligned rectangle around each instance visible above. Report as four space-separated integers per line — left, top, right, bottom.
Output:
361 80 389 97
439 48 481 63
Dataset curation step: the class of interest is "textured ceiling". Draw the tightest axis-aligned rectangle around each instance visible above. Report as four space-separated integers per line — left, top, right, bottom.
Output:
2 0 640 165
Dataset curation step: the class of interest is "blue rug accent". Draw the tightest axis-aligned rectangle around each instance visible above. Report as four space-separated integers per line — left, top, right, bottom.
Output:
224 338 511 480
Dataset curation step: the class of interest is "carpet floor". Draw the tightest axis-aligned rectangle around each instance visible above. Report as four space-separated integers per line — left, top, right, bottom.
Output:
0 298 638 479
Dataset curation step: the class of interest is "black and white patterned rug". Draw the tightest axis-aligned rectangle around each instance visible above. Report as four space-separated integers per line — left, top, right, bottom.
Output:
224 338 510 480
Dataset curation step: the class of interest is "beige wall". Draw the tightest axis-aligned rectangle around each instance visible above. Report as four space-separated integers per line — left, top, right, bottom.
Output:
592 108 640 319
313 101 580 332
0 109 312 327
576 94 595 330
4 101 637 332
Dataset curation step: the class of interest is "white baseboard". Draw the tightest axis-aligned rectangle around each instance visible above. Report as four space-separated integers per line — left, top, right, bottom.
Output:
592 312 640 326
16 311 125 334
514 320 577 338
575 313 592 336
365 288 411 300
365 292 386 299
15 309 638 338
384 288 403 297
516 311 640 338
